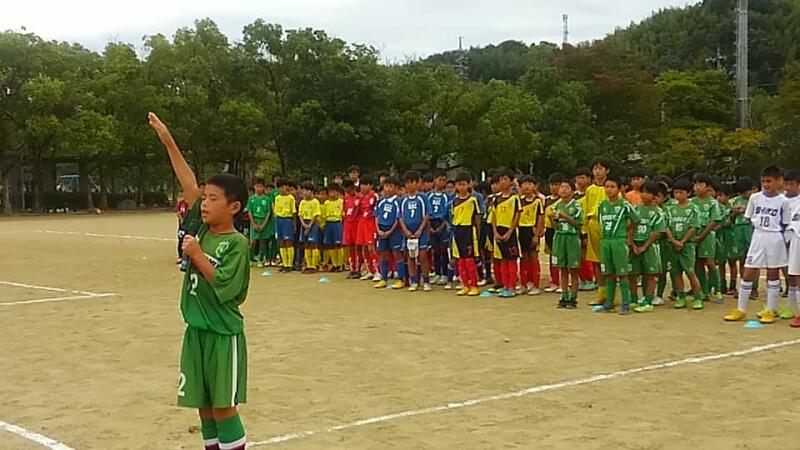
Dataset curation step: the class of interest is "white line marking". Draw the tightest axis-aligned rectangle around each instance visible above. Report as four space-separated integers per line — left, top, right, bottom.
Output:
249 338 800 447
1 293 115 306
0 420 74 450
36 230 174 242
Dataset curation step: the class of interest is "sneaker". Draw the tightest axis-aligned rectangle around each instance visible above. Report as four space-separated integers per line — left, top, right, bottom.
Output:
652 296 665 306
557 299 568 309
348 272 361 280
566 300 578 309
692 299 704 310
488 284 503 293
619 303 631 315
588 299 604 306
477 279 487 287
430 275 440 285
360 273 372 281
408 284 418 292
779 305 796 320
423 283 432 292
455 283 464 290
457 287 470 296
437 278 448 286
760 309 777 324
790 316 800 328
756 308 768 319
372 273 383 282
602 301 615 312
528 287 542 296
499 289 517 298
724 309 747 322
515 285 526 295
374 280 387 289
391 280 405 290
544 284 558 293
674 298 687 309
712 292 724 304
634 304 654 313
468 288 481 297
444 283 453 290
555 287 563 294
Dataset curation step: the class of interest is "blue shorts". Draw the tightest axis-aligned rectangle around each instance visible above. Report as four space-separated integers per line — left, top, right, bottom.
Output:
324 221 343 246
429 219 451 248
377 228 404 253
404 228 431 251
301 223 321 244
276 217 295 242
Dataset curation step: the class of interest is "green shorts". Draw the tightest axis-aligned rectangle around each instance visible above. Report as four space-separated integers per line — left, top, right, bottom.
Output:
695 230 716 259
658 240 671 273
552 233 581 269
249 218 273 240
668 242 696 276
600 238 630 276
716 229 734 264
178 327 247 409
732 225 752 259
630 241 662 275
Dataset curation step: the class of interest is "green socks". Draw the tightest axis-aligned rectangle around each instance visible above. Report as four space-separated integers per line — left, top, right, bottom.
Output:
217 414 246 450
619 280 632 305
606 279 617 305
657 275 667 297
696 267 708 295
201 417 219 449
709 267 721 294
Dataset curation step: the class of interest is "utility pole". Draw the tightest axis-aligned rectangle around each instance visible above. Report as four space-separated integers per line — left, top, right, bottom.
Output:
455 36 469 82
562 14 569 47
736 0 749 128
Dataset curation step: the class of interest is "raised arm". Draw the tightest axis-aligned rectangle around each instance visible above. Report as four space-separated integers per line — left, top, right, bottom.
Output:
148 112 201 206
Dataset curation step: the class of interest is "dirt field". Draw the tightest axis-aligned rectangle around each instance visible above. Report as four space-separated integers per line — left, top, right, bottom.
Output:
2 212 800 450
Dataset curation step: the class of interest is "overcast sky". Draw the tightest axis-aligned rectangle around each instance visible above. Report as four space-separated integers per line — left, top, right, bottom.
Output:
4 0 698 61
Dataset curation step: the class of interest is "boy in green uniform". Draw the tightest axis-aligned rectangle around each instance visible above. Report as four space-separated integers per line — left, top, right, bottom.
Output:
149 113 250 450
247 178 272 267
653 178 674 305
598 175 639 314
691 174 723 302
664 179 704 310
550 179 584 309
630 181 665 313
713 184 737 296
731 177 756 296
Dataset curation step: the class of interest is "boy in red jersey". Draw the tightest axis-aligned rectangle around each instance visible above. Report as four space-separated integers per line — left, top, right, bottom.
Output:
342 179 362 278
357 175 380 281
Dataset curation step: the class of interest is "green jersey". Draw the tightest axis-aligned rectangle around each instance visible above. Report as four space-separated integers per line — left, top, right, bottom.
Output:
731 195 750 226
598 198 638 240
665 202 700 240
246 194 272 220
633 204 665 242
181 201 250 335
554 199 584 235
691 196 722 228
717 201 733 230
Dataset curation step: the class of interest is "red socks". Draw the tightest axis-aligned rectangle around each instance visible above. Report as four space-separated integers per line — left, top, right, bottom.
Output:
457 258 479 288
579 258 594 282
519 258 530 287
530 257 541 288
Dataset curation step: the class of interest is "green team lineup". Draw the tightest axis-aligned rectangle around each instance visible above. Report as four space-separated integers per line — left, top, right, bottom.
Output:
4 1 800 449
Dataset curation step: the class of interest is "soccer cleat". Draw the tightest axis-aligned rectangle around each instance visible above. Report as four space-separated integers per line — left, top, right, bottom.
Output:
444 283 453 290
756 308 768 319
652 296 665 306
544 284 558 293
477 279 487 287
391 280 405 290
790 316 800 328
712 292 724 304
430 275 440 285
372 273 383 282
674 298 687 309
374 280 387 289
760 310 777 324
692 299 704 310
408 283 418 292
423 283 433 292
348 272 361 280
557 299 568 309
555 287 563 293
360 273 372 281
724 309 747 322
437 278 448 286
457 287 470 296
634 304 654 313
468 287 481 297
528 287 542 296
602 301 615 312
488 284 503 293
619 303 631 315
566 300 578 309
778 306 796 320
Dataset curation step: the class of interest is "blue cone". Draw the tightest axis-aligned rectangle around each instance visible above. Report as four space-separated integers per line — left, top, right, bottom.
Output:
744 320 764 329
480 291 492 298
592 305 605 313
319 276 330 284
261 270 272 277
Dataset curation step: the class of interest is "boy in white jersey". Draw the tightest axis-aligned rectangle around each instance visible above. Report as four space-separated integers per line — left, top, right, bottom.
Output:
783 170 800 326
725 166 788 324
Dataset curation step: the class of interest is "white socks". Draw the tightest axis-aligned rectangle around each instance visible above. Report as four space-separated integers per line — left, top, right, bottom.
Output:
766 280 782 312
788 286 798 311
738 281 753 312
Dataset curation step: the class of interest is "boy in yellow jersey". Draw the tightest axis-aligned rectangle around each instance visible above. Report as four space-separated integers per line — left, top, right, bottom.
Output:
274 178 297 272
519 175 545 295
544 173 566 292
324 184 345 272
491 167 522 298
298 182 322 273
585 159 610 305
451 171 482 296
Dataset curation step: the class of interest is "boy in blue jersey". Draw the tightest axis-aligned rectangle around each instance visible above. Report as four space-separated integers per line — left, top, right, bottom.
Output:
400 170 433 292
429 170 452 288
374 176 407 289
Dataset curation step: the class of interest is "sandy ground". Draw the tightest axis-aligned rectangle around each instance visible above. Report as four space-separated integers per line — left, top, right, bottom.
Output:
1 212 799 449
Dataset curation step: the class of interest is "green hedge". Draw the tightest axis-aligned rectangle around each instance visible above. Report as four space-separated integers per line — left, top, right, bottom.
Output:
22 192 170 212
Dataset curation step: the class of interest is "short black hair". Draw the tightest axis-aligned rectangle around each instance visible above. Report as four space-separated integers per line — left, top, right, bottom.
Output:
693 173 713 186
489 175 500 184
628 168 647 179
360 175 374 187
561 179 576 190
475 181 491 195
374 170 389 179
342 179 355 190
495 167 515 180
720 184 733 196
784 169 800 183
301 181 315 191
198 181 206 187
328 183 343 194
605 175 623 188
575 167 592 178
265 183 275 189
642 180 660 195
735 177 755 194
673 179 693 193
592 158 612 171
655 175 673 190
455 171 472 183
404 170 421 183
332 172 344 179
255 178 266 185
548 172 566 184
519 175 538 185
347 165 360 174
761 165 783 178
446 179 455 186
433 169 447 179
422 173 434 183
383 176 400 187
207 174 249 217
276 178 291 188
